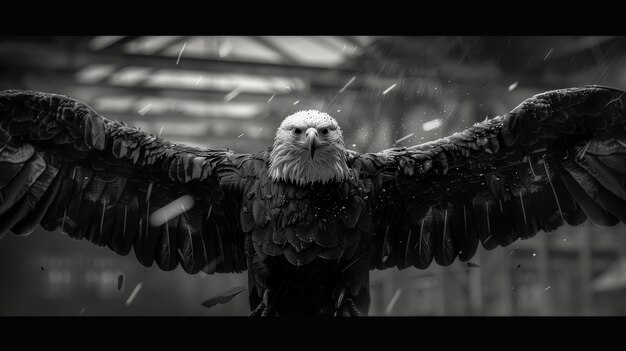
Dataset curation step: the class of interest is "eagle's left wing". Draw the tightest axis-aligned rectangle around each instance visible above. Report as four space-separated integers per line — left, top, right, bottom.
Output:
350 86 626 270
0 90 253 274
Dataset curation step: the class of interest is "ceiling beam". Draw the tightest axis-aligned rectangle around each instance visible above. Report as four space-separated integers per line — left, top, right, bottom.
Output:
16 71 314 105
557 36 617 56
97 36 143 52
249 36 300 65
0 41 496 90
154 36 192 55
307 36 355 55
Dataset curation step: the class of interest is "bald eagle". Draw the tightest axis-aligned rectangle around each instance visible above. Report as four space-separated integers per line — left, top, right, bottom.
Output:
1 86 626 316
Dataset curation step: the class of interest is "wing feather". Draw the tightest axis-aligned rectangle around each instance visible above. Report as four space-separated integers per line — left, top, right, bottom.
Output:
0 90 251 274
356 86 626 270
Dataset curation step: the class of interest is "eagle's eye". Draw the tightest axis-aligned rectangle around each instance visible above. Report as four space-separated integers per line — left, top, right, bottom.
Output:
294 128 302 135
321 128 329 135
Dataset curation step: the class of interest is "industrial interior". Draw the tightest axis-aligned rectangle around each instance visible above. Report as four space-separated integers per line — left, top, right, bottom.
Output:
1 36 626 316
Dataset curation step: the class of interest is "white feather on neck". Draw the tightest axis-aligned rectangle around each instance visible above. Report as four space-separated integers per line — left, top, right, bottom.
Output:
268 140 349 186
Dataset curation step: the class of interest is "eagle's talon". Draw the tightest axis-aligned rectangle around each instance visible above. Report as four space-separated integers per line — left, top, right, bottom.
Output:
260 304 275 317
346 299 362 316
335 288 346 311
337 297 361 317
250 289 275 317
250 301 276 317
249 302 266 317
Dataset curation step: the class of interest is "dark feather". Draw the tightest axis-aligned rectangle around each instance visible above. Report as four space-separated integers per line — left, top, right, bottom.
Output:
11 162 60 235
342 196 364 228
283 246 321 266
433 207 457 266
201 220 218 274
0 151 46 216
0 143 34 164
40 173 75 232
556 159 619 226
155 214 178 271
0 162 24 188
578 152 626 202
108 194 139 256
201 286 246 308
411 208 436 269
252 199 269 227
176 213 206 274
240 205 255 233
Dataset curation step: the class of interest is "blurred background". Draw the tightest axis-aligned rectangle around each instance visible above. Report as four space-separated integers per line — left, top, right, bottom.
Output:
2 36 626 316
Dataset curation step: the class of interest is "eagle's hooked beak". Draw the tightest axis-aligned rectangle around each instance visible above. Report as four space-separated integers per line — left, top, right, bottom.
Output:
305 128 319 159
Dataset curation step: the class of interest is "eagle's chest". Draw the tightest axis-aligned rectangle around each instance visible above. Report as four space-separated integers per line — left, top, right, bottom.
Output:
239 170 371 266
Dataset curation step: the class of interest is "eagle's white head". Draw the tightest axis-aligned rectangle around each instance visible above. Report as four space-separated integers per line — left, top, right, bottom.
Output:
268 110 349 186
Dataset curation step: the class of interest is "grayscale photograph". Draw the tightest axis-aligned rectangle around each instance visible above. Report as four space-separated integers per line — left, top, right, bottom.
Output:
1 36 626 316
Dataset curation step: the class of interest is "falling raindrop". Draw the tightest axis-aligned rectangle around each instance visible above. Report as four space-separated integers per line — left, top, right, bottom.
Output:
176 42 187 65
396 133 414 144
138 103 152 116
385 289 402 315
543 48 553 61
194 75 204 86
224 85 245 102
339 76 356 93
149 195 195 227
382 83 397 95
125 282 143 306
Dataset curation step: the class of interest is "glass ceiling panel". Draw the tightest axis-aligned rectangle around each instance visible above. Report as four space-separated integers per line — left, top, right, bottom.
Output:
88 36 125 50
92 95 265 119
160 36 286 63
262 36 347 67
123 36 185 55
143 69 305 93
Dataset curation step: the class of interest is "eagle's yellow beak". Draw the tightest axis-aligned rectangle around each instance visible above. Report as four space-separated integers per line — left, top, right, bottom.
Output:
306 128 319 159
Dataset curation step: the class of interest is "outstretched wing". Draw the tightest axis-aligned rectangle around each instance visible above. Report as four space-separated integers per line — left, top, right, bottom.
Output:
0 90 253 274
351 86 626 270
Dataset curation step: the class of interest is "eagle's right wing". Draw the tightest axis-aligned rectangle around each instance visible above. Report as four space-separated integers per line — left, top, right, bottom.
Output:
0 90 254 274
351 86 626 271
